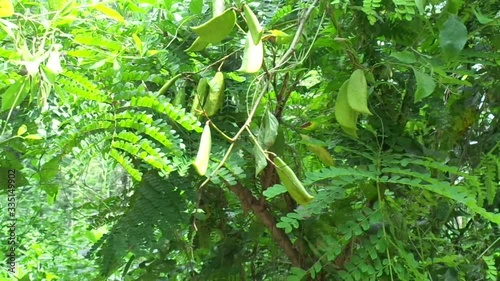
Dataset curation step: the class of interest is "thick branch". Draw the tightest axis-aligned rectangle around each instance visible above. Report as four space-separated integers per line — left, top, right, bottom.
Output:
229 183 302 267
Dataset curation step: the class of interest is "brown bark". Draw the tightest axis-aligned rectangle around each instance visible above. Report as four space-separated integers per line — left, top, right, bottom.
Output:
228 183 302 267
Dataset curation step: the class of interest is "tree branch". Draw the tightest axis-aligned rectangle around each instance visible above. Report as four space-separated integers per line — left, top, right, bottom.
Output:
229 183 302 267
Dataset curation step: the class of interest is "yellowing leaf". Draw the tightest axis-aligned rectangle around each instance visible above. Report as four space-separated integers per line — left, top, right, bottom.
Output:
347 69 372 115
193 122 212 176
17 124 27 136
191 9 236 44
25 134 43 140
335 80 358 130
237 31 263 73
268 30 292 44
301 135 334 166
93 4 125 23
0 0 14 17
242 4 263 45
132 34 143 55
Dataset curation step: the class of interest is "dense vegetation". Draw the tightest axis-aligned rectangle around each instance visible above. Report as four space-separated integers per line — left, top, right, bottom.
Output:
0 0 498 280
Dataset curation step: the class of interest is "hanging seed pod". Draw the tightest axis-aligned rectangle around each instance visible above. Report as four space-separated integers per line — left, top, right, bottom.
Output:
274 156 314 206
193 122 212 176
347 69 372 115
191 9 236 44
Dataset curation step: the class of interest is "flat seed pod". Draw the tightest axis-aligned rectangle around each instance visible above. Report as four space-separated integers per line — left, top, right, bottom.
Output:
242 4 263 45
191 78 210 116
347 69 372 115
191 9 236 44
193 122 212 176
340 125 358 139
186 37 210 52
335 79 358 130
274 156 314 206
237 31 263 73
204 72 225 116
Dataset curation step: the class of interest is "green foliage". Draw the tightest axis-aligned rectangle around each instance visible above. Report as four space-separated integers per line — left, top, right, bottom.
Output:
0 0 499 280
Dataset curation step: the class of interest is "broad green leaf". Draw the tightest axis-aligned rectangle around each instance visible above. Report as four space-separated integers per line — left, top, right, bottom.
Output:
254 145 267 176
41 155 62 182
0 0 14 17
440 15 468 59
93 4 125 23
413 69 436 102
1 78 29 112
191 9 236 44
17 124 27 136
261 111 279 148
390 51 416 64
473 8 494 25
270 128 285 156
186 37 210 52
237 31 263 73
242 4 263 45
335 80 358 130
189 0 203 14
347 69 372 115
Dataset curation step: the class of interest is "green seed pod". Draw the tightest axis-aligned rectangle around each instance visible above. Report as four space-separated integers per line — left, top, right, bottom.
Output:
274 156 314 206
191 9 236 44
203 71 225 116
347 69 372 115
193 122 212 176
237 31 263 73
242 4 263 45
191 78 210 116
335 79 358 129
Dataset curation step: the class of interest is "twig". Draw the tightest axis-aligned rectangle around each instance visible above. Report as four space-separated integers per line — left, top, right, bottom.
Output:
272 0 320 70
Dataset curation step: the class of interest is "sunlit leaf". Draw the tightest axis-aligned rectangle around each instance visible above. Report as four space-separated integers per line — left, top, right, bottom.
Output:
132 33 143 55
0 0 13 17
17 124 27 136
93 3 125 23
25 134 43 140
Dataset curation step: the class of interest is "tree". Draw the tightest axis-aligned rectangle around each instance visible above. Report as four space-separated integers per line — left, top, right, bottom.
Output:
0 0 498 280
